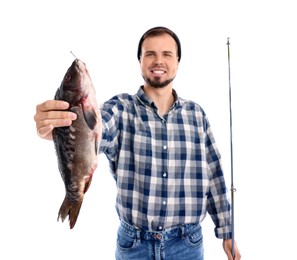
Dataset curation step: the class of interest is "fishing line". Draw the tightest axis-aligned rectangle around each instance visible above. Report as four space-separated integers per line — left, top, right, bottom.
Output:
70 51 78 59
227 37 236 258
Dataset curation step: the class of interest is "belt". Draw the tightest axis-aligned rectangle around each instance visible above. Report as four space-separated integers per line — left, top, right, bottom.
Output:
120 220 200 241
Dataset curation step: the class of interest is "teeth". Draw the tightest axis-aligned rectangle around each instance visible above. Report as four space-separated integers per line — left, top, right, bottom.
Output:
153 70 164 74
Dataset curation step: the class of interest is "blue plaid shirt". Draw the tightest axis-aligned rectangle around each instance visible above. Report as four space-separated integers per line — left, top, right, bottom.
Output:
99 86 232 239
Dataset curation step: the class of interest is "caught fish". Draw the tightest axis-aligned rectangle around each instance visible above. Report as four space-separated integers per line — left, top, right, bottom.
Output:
53 59 101 229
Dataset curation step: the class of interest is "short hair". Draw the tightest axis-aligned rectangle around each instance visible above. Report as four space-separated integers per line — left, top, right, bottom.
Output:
137 26 181 62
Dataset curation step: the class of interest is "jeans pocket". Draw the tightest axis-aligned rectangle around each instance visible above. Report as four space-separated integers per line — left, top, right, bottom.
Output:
117 226 137 250
185 225 203 247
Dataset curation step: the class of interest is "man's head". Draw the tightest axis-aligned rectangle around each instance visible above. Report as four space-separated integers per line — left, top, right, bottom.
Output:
137 26 181 63
138 26 181 89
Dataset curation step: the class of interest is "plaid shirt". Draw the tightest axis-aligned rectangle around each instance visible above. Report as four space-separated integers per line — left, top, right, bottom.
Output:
99 86 232 239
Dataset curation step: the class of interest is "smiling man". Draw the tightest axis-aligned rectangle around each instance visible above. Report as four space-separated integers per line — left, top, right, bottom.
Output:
34 26 241 260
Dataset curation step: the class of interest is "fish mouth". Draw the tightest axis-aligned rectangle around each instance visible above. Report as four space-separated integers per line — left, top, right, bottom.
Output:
74 59 87 72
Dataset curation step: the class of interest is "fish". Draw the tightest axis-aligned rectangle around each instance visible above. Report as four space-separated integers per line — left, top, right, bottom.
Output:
53 59 101 229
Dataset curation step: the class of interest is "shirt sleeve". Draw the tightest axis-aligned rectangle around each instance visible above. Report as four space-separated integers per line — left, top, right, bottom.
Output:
98 98 122 162
204 117 233 239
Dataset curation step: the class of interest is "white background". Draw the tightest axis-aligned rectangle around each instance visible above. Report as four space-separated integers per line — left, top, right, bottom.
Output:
1 0 296 259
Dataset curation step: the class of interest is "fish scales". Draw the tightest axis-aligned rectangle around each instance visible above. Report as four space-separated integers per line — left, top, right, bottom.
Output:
53 59 101 229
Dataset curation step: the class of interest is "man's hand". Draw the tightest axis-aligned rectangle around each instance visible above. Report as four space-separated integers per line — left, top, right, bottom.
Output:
223 239 241 260
34 100 77 140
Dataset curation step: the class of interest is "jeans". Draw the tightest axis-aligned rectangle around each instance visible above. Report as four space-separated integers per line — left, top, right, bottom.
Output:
115 220 204 260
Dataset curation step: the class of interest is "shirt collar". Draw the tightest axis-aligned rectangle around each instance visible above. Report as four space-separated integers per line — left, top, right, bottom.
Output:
136 86 180 110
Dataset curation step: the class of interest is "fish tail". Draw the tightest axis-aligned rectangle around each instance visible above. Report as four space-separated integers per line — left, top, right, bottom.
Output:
57 196 83 229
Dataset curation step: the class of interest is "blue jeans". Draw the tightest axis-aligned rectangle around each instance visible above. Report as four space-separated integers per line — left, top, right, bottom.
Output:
115 220 204 260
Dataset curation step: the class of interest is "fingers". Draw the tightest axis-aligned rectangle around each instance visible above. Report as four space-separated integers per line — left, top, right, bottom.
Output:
34 100 77 140
37 124 54 139
35 100 70 122
226 251 233 260
38 110 77 124
37 100 70 112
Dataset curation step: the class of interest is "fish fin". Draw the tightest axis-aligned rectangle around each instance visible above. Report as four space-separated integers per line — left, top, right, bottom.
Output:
84 175 93 194
57 197 83 229
82 106 98 130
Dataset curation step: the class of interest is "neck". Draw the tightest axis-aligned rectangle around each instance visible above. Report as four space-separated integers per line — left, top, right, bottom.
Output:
143 85 174 116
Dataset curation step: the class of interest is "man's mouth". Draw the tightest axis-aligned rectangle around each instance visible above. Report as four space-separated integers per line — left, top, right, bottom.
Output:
152 70 165 75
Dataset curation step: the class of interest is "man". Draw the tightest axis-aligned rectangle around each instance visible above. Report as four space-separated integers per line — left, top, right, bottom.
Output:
34 26 241 259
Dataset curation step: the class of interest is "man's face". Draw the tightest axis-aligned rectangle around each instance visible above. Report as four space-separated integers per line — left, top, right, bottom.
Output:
139 34 179 88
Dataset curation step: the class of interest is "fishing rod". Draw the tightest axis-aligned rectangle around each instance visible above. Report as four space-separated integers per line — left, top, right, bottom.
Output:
227 37 236 258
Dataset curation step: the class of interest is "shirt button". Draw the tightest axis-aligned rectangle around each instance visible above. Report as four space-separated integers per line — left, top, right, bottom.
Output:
158 226 163 230
163 172 167 177
163 145 167 150
162 201 166 205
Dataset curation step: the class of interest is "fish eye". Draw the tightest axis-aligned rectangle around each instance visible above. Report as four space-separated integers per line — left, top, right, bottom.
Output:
65 73 71 80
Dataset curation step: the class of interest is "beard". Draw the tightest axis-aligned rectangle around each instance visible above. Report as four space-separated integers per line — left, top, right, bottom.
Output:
142 75 175 88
